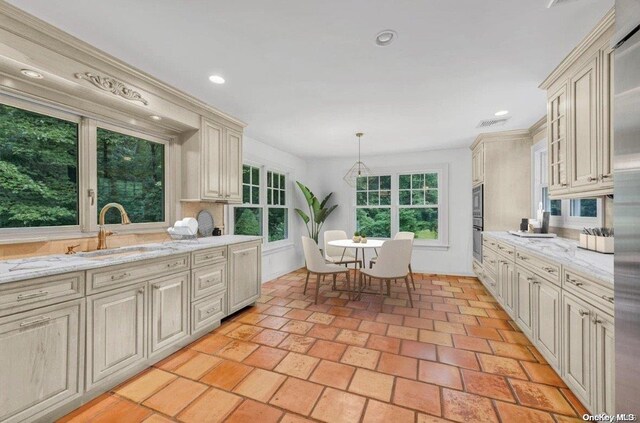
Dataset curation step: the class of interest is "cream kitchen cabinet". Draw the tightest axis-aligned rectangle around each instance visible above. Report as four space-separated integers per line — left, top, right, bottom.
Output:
497 257 515 319
515 266 534 339
472 143 484 187
562 290 615 414
228 241 262 314
541 9 614 198
182 117 243 203
0 300 83 423
533 275 562 369
86 281 147 390
149 272 189 356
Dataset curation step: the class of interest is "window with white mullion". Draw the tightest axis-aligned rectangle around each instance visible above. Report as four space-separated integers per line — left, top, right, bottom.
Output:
398 172 440 241
355 175 392 238
267 170 288 242
233 164 263 236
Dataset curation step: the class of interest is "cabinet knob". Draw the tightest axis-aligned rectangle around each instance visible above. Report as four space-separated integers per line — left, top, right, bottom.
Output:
587 176 597 182
138 287 145 294
153 284 160 290
593 318 603 324
561 183 568 187
578 309 589 317
601 173 612 179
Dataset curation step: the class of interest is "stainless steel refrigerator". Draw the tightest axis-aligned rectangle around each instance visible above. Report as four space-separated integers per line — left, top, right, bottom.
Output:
614 0 640 414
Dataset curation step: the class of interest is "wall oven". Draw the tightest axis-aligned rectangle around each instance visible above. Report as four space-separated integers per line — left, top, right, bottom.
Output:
472 185 483 262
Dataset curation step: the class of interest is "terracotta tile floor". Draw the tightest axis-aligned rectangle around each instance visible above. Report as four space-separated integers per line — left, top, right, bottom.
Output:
59 269 588 423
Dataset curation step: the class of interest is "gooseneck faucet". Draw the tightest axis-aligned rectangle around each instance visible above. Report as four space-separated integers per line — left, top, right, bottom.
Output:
97 203 131 250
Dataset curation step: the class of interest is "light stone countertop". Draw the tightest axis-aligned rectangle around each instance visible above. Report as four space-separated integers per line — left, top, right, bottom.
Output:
0 235 262 285
483 231 613 286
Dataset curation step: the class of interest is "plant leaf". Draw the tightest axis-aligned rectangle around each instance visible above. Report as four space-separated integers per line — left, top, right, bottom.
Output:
324 204 338 220
320 192 333 209
295 208 310 224
295 181 314 206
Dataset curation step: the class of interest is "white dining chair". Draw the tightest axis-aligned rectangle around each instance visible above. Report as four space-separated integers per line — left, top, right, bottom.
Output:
302 236 352 304
369 231 416 289
324 230 362 269
360 239 414 307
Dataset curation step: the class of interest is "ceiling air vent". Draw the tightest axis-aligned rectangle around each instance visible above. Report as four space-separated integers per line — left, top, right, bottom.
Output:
476 117 510 129
547 0 580 8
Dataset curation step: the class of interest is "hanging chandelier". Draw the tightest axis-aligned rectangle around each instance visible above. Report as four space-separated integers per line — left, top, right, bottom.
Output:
343 132 372 187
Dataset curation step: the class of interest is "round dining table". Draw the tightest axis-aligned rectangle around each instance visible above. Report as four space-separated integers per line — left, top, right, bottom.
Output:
327 239 385 269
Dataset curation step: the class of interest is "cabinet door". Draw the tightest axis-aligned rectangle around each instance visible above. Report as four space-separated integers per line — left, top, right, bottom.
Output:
87 282 146 388
548 84 569 194
562 292 592 408
201 119 224 200
515 267 534 339
228 241 262 313
472 145 484 186
599 45 614 188
594 312 615 414
569 55 599 190
224 128 243 203
534 279 561 368
499 260 515 318
0 301 82 423
150 272 189 355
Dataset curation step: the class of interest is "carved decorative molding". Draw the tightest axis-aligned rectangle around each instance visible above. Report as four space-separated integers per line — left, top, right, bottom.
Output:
74 72 149 105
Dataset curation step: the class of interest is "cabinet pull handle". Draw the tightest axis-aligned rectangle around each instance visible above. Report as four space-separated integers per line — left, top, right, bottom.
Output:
204 255 214 259
111 272 130 281
20 316 51 327
166 262 181 268
561 183 568 187
543 267 555 273
578 309 589 317
519 255 528 260
566 277 583 287
497 245 505 250
138 287 145 294
601 173 612 179
601 295 614 303
153 284 160 290
205 307 217 315
593 317 603 324
17 290 49 301
587 176 597 182
507 250 513 255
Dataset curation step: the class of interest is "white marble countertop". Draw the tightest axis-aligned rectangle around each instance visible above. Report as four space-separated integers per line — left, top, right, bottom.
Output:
483 231 613 286
0 235 262 285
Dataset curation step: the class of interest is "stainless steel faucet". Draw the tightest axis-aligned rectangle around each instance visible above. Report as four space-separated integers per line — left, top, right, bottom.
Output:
97 203 131 250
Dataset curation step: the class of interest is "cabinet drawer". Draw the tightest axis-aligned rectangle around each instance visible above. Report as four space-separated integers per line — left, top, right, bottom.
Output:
192 247 226 268
472 260 483 277
494 241 516 260
516 250 561 286
191 292 226 334
0 272 84 317
564 270 614 315
482 248 499 275
483 237 499 252
87 254 189 294
192 262 226 300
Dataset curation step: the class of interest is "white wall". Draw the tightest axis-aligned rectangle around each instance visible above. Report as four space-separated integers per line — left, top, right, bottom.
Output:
236 136 309 282
307 147 473 276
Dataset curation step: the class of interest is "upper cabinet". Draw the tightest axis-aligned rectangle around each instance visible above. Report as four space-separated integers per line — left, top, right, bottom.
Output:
472 144 484 187
540 9 614 199
181 117 244 203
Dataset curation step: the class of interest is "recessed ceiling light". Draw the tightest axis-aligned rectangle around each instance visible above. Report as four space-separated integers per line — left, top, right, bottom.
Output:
494 110 509 116
375 30 397 47
209 75 225 84
150 115 162 121
20 69 43 79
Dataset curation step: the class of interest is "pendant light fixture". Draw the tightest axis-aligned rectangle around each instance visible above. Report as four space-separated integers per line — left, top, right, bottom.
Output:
343 132 372 187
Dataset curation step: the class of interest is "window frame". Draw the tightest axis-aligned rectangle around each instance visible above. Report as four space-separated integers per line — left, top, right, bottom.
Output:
230 161 292 249
355 175 393 239
0 93 176 242
531 139 602 229
266 170 289 243
351 164 449 249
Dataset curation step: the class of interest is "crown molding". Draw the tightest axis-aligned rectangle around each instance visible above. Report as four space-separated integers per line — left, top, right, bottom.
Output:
0 2 246 128
528 116 547 137
539 8 615 90
470 128 532 149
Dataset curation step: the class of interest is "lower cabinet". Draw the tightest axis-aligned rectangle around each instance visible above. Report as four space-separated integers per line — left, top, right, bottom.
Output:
228 241 262 314
533 278 561 369
562 291 615 414
0 300 83 423
150 272 189 356
497 258 515 318
86 282 146 389
515 267 534 339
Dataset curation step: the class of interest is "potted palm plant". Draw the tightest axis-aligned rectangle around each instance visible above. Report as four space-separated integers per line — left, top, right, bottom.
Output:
294 181 338 244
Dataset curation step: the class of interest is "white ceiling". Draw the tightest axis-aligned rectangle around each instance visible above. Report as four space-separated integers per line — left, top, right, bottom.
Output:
8 0 613 159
